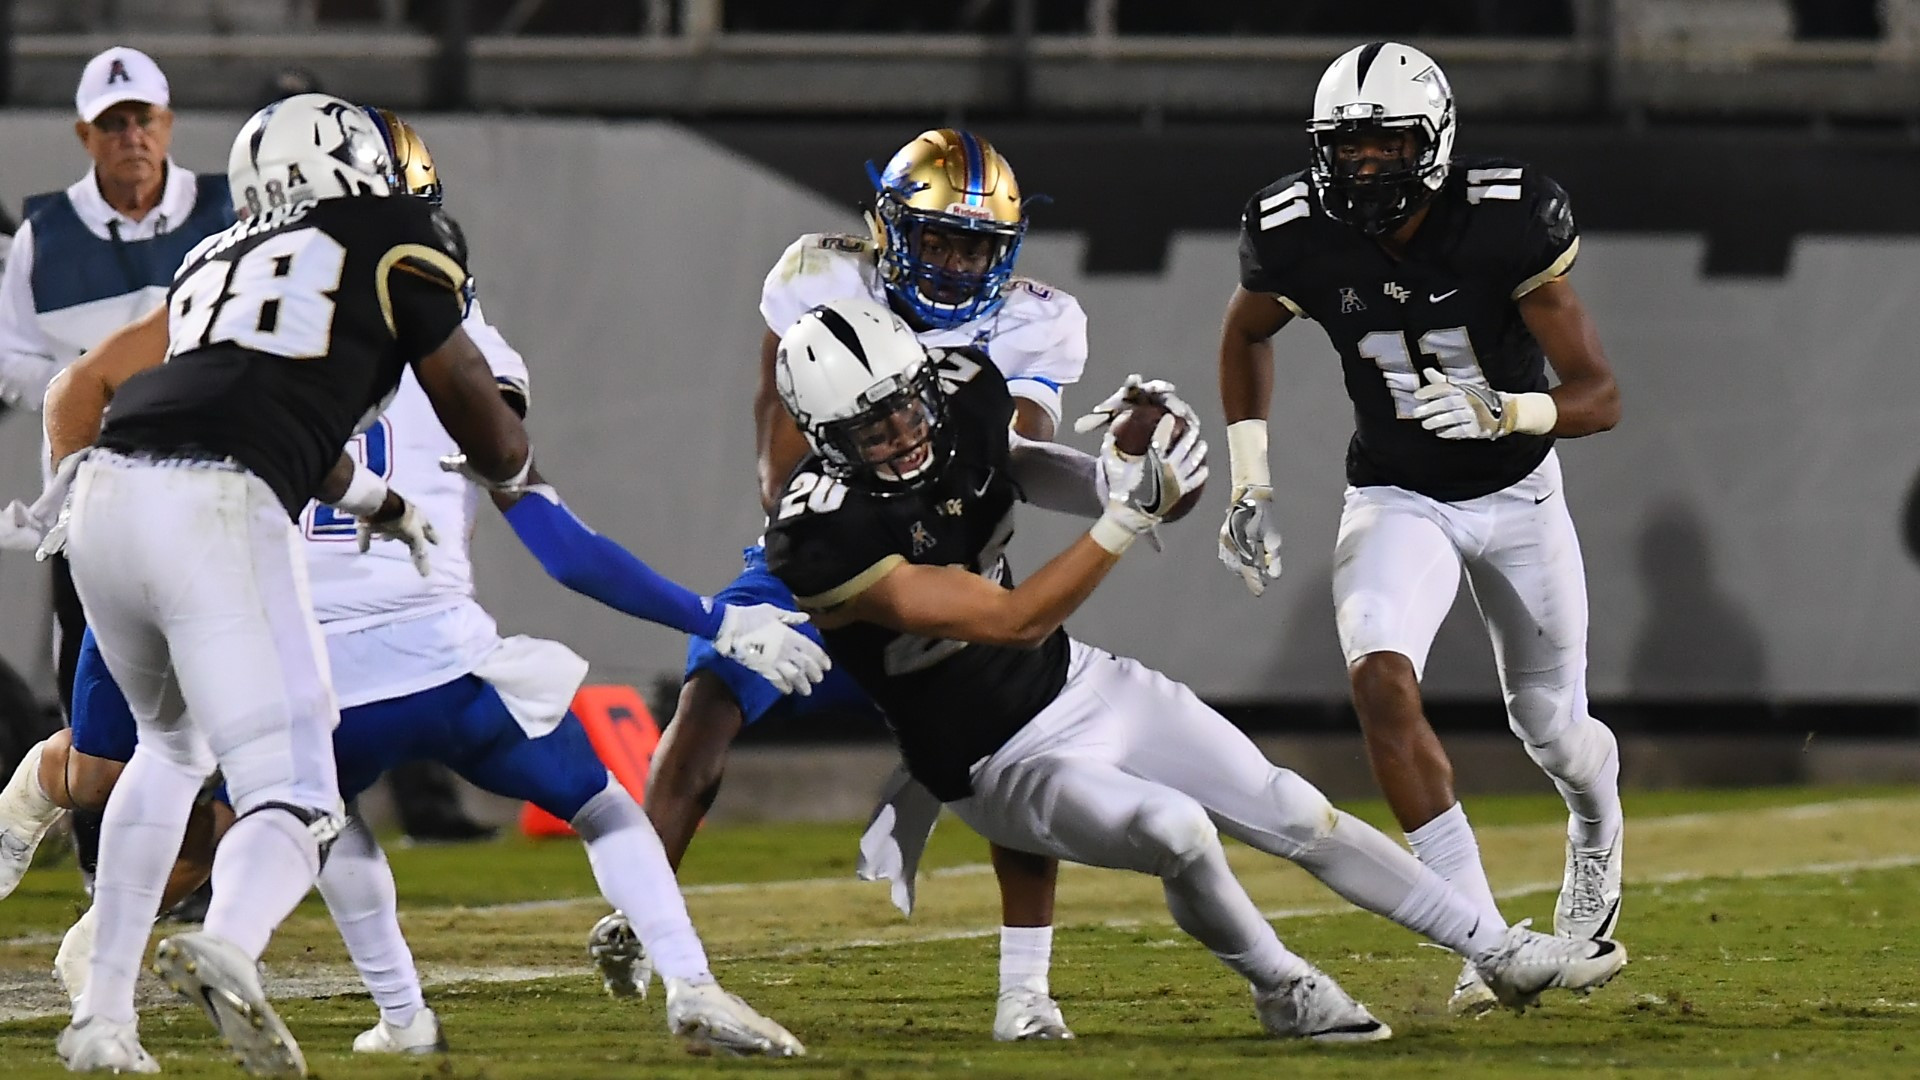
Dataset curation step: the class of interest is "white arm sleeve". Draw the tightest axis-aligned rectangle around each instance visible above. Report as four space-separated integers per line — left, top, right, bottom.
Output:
1007 430 1104 519
0 221 58 410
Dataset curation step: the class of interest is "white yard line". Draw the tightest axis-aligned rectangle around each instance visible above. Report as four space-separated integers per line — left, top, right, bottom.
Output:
4 847 1915 1024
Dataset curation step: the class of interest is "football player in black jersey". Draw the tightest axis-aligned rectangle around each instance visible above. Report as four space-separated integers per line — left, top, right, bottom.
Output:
765 296 1625 1042
51 95 539 1077
1216 42 1626 1015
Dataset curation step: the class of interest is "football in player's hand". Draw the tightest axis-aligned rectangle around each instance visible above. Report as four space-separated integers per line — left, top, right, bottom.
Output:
1110 396 1204 523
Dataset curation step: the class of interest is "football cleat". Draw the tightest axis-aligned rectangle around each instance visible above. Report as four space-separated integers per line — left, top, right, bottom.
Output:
1474 919 1626 1012
153 931 306 1078
663 976 805 1058
1252 968 1392 1043
587 911 650 999
1555 826 1623 941
57 1015 159 1074
0 740 65 899
1447 958 1499 1017
352 1007 446 1055
993 989 1074 1041
54 907 99 1006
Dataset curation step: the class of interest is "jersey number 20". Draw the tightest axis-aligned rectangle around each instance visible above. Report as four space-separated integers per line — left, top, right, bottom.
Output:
168 227 348 361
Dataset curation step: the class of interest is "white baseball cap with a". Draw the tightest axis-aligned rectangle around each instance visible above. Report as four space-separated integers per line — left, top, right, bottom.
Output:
75 46 170 123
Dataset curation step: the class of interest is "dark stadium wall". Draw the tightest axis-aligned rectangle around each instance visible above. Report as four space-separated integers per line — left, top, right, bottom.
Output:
0 115 1915 729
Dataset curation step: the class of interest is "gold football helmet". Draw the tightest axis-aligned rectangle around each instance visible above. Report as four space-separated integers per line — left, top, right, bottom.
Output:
866 129 1026 329
362 106 442 204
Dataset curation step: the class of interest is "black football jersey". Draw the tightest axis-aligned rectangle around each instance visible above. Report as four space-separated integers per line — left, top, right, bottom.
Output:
98 195 469 517
763 348 1071 801
1239 158 1579 501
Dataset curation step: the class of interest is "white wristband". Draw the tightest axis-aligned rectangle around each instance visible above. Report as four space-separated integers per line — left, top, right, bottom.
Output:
1089 509 1144 555
1227 419 1271 492
329 460 388 518
1506 392 1558 436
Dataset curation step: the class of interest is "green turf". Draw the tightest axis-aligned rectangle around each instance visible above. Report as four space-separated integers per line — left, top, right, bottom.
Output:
3 784 1915 1078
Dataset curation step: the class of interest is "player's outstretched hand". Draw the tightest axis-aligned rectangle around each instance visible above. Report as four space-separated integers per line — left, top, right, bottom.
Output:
714 604 832 696
439 453 533 495
1217 486 1283 596
1072 373 1201 439
356 498 440 577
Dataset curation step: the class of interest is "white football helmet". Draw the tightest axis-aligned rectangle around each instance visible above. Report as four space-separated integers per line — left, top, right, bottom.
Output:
775 297 948 492
228 93 392 219
1308 41 1456 235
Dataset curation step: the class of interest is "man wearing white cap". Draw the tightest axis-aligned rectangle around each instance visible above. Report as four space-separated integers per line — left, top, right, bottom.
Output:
0 46 233 887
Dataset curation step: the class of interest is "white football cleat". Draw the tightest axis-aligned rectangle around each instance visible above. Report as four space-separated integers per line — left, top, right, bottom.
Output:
57 1015 160 1074
352 1007 446 1055
0 740 65 899
993 989 1074 1041
153 931 306 1078
663 976 805 1058
1555 825 1623 941
1252 968 1392 1043
54 907 99 1006
1475 919 1627 1012
1447 958 1498 1017
587 911 650 999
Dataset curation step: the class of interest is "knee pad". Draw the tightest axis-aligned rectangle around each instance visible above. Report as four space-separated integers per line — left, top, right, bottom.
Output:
1505 683 1577 744
1521 714 1617 790
1128 794 1218 877
1263 769 1338 859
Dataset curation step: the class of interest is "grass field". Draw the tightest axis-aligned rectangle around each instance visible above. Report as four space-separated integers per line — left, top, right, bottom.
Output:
3 784 1917 1078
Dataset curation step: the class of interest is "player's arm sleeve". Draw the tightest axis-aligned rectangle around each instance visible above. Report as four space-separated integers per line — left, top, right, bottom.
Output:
1509 173 1581 300
758 235 818 335
462 298 529 415
764 512 903 618
501 485 726 639
0 221 59 410
1237 200 1305 319
1003 292 1087 424
1007 430 1102 519
384 206 472 361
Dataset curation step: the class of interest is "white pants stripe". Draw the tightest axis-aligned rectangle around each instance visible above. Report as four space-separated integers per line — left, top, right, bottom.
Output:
66 453 342 817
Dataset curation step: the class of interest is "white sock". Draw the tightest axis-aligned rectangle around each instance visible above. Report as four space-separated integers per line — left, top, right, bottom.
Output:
76 748 202 1026
999 925 1052 996
203 807 321 961
319 815 424 1028
1 738 61 826
1404 803 1505 929
570 782 712 984
1163 844 1311 992
1292 810 1502 956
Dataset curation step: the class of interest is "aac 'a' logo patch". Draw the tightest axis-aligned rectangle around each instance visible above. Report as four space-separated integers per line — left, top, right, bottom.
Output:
107 59 130 85
909 521 936 555
1339 287 1366 314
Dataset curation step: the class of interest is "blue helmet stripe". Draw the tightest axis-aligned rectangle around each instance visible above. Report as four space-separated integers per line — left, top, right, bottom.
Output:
957 131 985 206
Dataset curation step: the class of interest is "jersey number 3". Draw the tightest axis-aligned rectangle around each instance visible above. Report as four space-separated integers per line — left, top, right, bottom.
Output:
168 227 348 361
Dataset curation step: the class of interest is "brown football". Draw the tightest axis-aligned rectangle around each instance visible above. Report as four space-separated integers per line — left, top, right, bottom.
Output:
1109 396 1203 523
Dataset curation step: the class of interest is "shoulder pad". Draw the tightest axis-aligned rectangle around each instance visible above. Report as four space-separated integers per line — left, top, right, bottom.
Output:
762 233 882 335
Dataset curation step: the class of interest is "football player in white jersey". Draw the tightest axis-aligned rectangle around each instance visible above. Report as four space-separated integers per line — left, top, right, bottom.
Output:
591 129 1089 1041
0 107 817 1065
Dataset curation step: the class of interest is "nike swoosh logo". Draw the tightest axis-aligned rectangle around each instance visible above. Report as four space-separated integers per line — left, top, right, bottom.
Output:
1140 463 1163 514
973 469 995 497
1430 289 1460 303
1533 490 1556 505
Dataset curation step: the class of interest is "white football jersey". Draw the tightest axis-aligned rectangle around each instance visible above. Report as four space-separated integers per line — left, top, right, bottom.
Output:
302 298 528 634
760 233 1087 420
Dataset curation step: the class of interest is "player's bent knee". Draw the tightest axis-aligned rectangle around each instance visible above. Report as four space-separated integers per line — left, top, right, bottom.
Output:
1521 714 1617 788
1504 683 1577 744
1349 652 1423 716
569 781 646 842
1129 794 1219 877
65 752 125 812
1261 768 1339 857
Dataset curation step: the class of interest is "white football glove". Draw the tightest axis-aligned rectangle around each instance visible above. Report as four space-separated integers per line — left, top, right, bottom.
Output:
1412 369 1557 441
1217 486 1283 596
1089 408 1209 554
438 452 534 495
0 453 83 560
713 603 831 696
355 499 439 577
1071 373 1201 440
